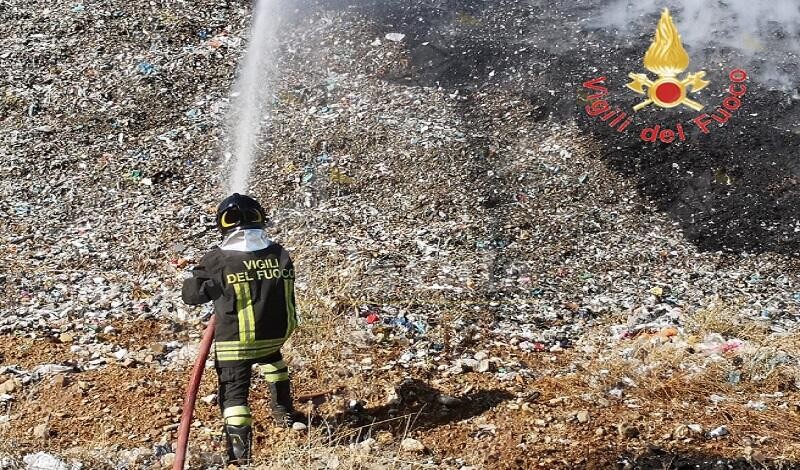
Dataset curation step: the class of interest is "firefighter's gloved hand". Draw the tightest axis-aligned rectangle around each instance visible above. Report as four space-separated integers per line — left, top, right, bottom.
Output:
201 279 223 300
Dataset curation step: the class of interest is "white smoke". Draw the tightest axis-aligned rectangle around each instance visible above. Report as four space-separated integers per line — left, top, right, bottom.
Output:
598 0 800 89
226 0 282 195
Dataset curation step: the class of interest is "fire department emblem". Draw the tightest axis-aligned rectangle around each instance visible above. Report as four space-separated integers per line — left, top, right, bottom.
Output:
627 8 709 112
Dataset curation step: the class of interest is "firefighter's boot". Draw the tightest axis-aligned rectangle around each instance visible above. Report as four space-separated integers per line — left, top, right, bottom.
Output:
269 379 296 428
223 406 252 465
224 424 252 465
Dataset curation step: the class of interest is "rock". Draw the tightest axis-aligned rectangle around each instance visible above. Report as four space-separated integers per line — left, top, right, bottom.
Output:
121 358 138 368
476 359 491 373
58 333 74 344
160 453 176 467
672 424 689 439
576 410 589 423
746 400 767 411
474 351 488 361
618 423 639 439
113 349 128 361
400 437 425 453
708 425 729 438
169 406 181 415
595 427 605 436
687 424 704 434
200 394 216 405
385 387 402 407
291 422 308 431
52 375 69 388
33 423 50 439
358 437 376 453
150 343 167 354
460 358 479 371
0 379 16 394
324 454 340 469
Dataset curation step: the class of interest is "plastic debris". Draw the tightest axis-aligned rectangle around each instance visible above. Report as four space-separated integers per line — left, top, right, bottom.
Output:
385 33 406 42
22 453 81 470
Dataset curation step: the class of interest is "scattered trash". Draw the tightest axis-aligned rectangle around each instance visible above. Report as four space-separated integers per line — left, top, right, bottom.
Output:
385 33 406 42
136 61 156 76
1 1 799 465
746 400 767 411
22 453 81 470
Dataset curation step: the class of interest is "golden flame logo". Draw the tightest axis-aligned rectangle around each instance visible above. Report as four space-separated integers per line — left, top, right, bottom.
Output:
627 9 709 111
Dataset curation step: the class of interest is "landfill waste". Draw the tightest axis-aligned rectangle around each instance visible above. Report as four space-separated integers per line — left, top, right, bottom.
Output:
1 0 800 468
22 453 81 470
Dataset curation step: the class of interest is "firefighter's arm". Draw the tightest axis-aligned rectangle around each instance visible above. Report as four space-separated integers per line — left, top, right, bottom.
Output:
181 252 223 305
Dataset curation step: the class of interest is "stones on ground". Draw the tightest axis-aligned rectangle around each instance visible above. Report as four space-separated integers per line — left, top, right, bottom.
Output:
358 437 376 453
160 453 176 467
674 423 704 439
58 333 74 344
33 423 50 439
0 379 17 393
121 358 138 368
618 423 640 439
200 394 216 405
459 358 479 372
687 424 704 434
708 425 730 438
52 374 69 388
673 424 689 439
113 349 128 361
400 437 425 453
291 422 308 431
384 386 402 407
149 343 167 354
576 410 590 423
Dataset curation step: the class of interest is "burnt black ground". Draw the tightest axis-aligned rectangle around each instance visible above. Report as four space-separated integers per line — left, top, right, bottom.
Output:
320 0 800 255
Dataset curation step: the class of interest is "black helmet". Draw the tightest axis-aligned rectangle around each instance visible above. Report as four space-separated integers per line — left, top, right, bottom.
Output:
216 193 267 235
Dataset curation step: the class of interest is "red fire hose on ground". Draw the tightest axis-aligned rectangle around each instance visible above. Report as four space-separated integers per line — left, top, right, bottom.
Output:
173 315 216 470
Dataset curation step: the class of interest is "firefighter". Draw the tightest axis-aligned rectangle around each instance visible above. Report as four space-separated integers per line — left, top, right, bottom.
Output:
182 193 300 465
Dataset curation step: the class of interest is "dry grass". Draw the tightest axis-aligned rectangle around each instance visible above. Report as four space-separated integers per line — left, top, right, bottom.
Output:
683 297 771 343
569 298 800 465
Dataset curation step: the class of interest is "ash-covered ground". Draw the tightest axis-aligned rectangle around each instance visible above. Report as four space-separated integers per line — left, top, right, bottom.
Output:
2 1 800 469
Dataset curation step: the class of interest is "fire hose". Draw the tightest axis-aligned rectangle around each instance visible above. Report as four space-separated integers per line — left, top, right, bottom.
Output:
173 315 216 470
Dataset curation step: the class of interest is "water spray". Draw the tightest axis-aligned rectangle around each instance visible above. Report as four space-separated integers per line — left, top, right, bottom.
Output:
227 0 281 195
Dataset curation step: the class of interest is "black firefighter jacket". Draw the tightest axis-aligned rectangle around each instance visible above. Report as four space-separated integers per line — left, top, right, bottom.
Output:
182 238 298 366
